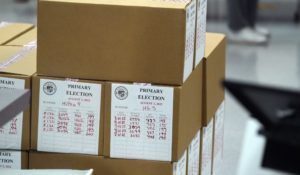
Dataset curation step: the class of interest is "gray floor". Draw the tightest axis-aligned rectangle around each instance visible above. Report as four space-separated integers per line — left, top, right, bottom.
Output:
1 1 300 175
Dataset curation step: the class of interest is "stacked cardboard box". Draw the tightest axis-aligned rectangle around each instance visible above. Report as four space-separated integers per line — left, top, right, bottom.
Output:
200 33 225 175
0 45 37 169
0 22 33 45
13 0 227 175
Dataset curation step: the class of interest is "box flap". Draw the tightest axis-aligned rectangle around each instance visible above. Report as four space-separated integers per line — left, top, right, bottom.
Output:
40 0 188 9
0 22 34 45
204 33 225 59
0 46 36 76
6 27 37 46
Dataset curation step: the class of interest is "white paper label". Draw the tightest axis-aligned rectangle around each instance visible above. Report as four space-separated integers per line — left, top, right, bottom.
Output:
194 0 207 67
213 101 225 173
183 0 196 82
201 119 213 175
110 83 174 161
0 22 10 28
188 130 200 175
0 151 21 169
173 150 187 175
37 79 102 155
0 77 25 149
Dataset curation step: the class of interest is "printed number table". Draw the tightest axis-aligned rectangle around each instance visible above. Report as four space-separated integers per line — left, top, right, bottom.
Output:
0 89 30 127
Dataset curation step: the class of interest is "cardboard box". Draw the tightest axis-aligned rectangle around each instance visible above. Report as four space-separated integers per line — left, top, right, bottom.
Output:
37 0 197 85
0 150 28 169
5 28 37 46
202 33 226 126
194 0 207 67
212 101 225 175
0 22 33 45
103 60 203 162
0 46 36 151
29 151 187 175
31 76 105 156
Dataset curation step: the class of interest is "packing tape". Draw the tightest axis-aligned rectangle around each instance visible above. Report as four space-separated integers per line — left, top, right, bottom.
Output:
0 45 36 71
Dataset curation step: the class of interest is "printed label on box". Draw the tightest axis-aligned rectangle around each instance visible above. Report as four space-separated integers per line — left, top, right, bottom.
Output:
0 77 25 149
173 150 187 175
183 0 196 82
201 119 213 175
110 83 174 161
188 130 200 175
0 151 21 169
0 22 10 28
195 0 207 67
213 101 225 173
37 79 102 155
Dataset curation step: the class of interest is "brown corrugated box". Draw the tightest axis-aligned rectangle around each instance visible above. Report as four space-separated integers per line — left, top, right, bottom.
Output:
0 22 33 45
0 46 37 151
31 75 105 155
29 151 187 175
37 0 197 85
0 150 29 169
103 60 203 162
202 33 226 126
5 28 37 46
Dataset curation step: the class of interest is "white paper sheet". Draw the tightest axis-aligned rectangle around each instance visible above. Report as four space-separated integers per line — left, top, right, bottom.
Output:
37 79 102 155
183 0 196 82
0 151 21 169
188 130 200 175
0 77 25 149
194 0 207 67
212 101 225 174
0 169 93 175
201 119 213 175
173 150 187 175
110 83 174 161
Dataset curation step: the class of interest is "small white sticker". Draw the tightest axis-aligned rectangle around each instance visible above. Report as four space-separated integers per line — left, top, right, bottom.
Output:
0 151 21 169
201 119 213 175
213 101 225 173
194 0 207 67
188 130 200 175
110 83 174 161
173 150 187 175
183 0 196 82
0 77 25 150
37 79 102 155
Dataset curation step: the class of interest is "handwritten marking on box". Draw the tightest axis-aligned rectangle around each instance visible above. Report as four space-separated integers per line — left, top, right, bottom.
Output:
38 79 101 155
110 83 174 161
0 77 25 149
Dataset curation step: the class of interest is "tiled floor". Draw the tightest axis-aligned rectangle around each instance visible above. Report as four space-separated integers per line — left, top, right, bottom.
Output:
1 1 300 175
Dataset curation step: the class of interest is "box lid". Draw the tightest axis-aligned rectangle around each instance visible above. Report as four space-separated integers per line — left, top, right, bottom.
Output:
0 22 34 45
6 28 37 46
204 33 225 59
0 46 36 76
40 0 189 9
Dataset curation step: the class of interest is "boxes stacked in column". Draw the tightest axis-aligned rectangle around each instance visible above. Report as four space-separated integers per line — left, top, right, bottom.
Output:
0 44 37 169
28 0 216 175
